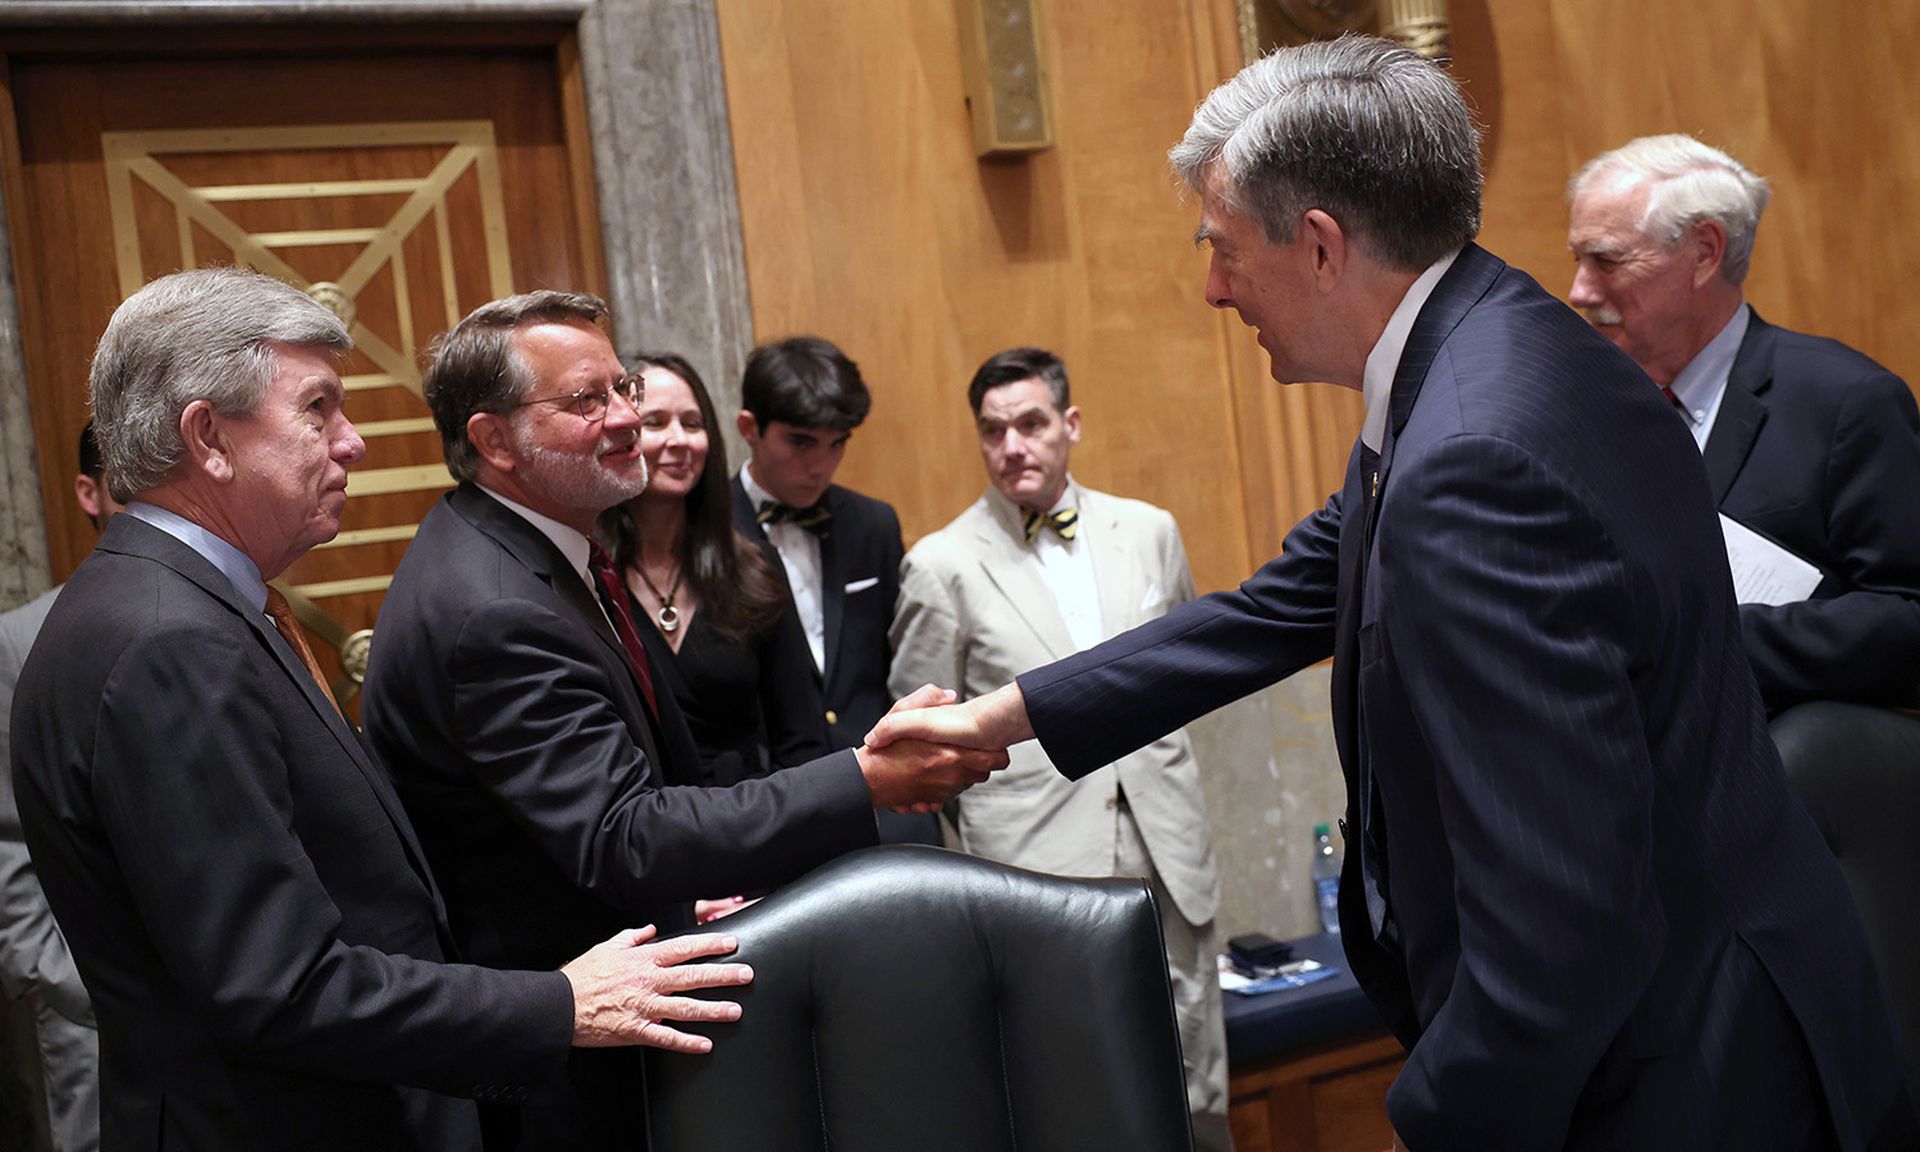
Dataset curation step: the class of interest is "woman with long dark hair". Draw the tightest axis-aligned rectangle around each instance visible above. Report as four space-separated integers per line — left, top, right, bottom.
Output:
598 352 829 789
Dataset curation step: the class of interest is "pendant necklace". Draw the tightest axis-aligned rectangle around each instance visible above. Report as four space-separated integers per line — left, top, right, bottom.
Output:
635 559 685 633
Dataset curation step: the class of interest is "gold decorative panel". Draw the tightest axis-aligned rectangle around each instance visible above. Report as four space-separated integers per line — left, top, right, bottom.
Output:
99 121 518 655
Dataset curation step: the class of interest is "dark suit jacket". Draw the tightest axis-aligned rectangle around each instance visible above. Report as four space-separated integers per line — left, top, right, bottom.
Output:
9 515 570 1152
731 477 940 845
362 485 877 1147
1706 313 1920 711
1016 246 1901 1150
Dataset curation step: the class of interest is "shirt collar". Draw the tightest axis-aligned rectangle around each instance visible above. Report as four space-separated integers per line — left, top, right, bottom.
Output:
1361 248 1462 452
124 500 269 612
738 461 776 511
1668 303 1751 423
1041 475 1079 518
983 476 1079 537
476 484 595 586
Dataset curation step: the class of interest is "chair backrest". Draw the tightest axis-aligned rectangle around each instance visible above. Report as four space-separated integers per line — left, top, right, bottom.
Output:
646 845 1196 1152
1772 701 1920 1133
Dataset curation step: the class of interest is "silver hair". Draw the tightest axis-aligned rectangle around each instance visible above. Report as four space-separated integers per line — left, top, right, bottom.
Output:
88 267 351 501
1567 134 1771 286
1170 34 1482 270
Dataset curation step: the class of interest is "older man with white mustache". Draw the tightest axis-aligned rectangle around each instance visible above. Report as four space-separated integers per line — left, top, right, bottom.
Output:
1568 134 1920 715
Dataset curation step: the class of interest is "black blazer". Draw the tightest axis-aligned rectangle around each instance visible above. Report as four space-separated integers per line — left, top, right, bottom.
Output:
1017 247 1902 1149
1706 313 1920 711
362 485 878 1144
731 478 940 845
10 515 570 1152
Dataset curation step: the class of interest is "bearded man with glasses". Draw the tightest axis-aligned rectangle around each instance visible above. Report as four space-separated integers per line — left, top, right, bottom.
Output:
363 291 1007 1151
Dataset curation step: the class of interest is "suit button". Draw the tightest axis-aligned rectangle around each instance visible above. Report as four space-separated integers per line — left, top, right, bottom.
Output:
825 709 838 726
1105 794 1117 809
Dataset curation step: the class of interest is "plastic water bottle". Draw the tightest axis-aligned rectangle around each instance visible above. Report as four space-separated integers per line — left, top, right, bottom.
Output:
1311 823 1341 935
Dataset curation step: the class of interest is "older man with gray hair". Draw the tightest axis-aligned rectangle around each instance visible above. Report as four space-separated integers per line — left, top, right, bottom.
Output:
873 36 1903 1150
9 267 757 1152
1568 134 1920 712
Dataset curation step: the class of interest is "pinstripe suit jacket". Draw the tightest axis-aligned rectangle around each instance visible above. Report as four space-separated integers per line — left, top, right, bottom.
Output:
1018 245 1901 1149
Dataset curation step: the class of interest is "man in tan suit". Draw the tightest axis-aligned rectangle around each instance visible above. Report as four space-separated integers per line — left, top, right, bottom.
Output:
889 346 1229 1150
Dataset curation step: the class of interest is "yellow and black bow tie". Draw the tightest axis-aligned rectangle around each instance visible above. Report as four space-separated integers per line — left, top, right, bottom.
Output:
757 499 833 537
1022 506 1079 543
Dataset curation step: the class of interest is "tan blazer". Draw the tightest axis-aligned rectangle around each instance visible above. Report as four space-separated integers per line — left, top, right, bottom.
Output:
890 484 1220 926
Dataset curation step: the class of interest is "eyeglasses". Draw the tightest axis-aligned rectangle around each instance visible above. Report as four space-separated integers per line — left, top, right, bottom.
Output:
505 372 645 423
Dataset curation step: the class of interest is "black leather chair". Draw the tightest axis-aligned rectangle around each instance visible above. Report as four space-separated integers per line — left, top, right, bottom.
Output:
1772 701 1920 1144
645 845 1196 1152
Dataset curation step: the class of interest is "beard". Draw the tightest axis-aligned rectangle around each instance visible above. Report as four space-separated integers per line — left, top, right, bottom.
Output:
513 422 650 515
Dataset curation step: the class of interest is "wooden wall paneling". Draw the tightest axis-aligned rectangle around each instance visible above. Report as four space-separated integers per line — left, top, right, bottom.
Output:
1473 0 1920 401
2 33 602 697
718 0 1261 591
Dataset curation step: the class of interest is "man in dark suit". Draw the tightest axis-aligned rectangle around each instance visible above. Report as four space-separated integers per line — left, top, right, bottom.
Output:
872 38 1904 1150
1567 134 1920 712
362 293 1002 1149
730 336 941 845
9 268 756 1152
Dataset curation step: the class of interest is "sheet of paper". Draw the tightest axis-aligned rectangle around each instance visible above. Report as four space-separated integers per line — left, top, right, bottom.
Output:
1719 514 1822 606
1216 956 1338 996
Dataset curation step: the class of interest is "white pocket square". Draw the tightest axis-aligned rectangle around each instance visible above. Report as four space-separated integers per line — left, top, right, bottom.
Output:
1139 584 1164 613
845 577 881 594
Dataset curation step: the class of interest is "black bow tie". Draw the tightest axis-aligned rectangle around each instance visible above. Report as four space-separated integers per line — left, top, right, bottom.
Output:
757 499 832 537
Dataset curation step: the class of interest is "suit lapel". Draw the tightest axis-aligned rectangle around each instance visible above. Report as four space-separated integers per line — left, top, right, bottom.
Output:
1329 447 1367 805
450 486 669 772
1378 244 1506 481
1337 244 1507 760
1702 315 1774 504
1081 489 1137 636
975 491 1076 661
103 517 443 900
730 475 762 541
450 486 625 667
819 487 849 683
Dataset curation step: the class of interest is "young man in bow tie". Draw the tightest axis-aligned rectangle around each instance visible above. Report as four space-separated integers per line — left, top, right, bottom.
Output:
731 336 941 845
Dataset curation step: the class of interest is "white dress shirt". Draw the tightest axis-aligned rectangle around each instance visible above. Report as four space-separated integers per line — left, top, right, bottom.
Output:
1028 478 1105 652
1667 303 1750 452
1361 248 1462 453
739 463 827 674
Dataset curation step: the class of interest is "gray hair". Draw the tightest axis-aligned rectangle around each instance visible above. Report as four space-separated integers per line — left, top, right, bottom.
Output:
88 267 351 502
422 290 609 483
1567 134 1771 286
1170 34 1482 270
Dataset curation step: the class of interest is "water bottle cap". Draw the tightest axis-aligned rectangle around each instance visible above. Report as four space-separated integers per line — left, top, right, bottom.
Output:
1313 822 1329 837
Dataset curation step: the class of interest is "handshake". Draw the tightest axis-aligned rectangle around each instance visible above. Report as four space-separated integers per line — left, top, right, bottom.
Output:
852 682 1036 813
565 682 1040 1054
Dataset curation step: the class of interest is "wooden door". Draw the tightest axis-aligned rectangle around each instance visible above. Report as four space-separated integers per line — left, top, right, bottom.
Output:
0 25 604 701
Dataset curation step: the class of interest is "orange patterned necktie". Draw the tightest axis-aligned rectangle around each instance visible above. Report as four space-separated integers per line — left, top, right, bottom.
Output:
264 586 344 719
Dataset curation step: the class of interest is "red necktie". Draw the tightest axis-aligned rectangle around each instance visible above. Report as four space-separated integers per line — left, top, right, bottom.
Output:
587 545 660 720
1661 385 1684 411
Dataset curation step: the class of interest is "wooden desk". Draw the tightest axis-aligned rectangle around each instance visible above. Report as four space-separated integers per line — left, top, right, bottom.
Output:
1223 934 1405 1152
